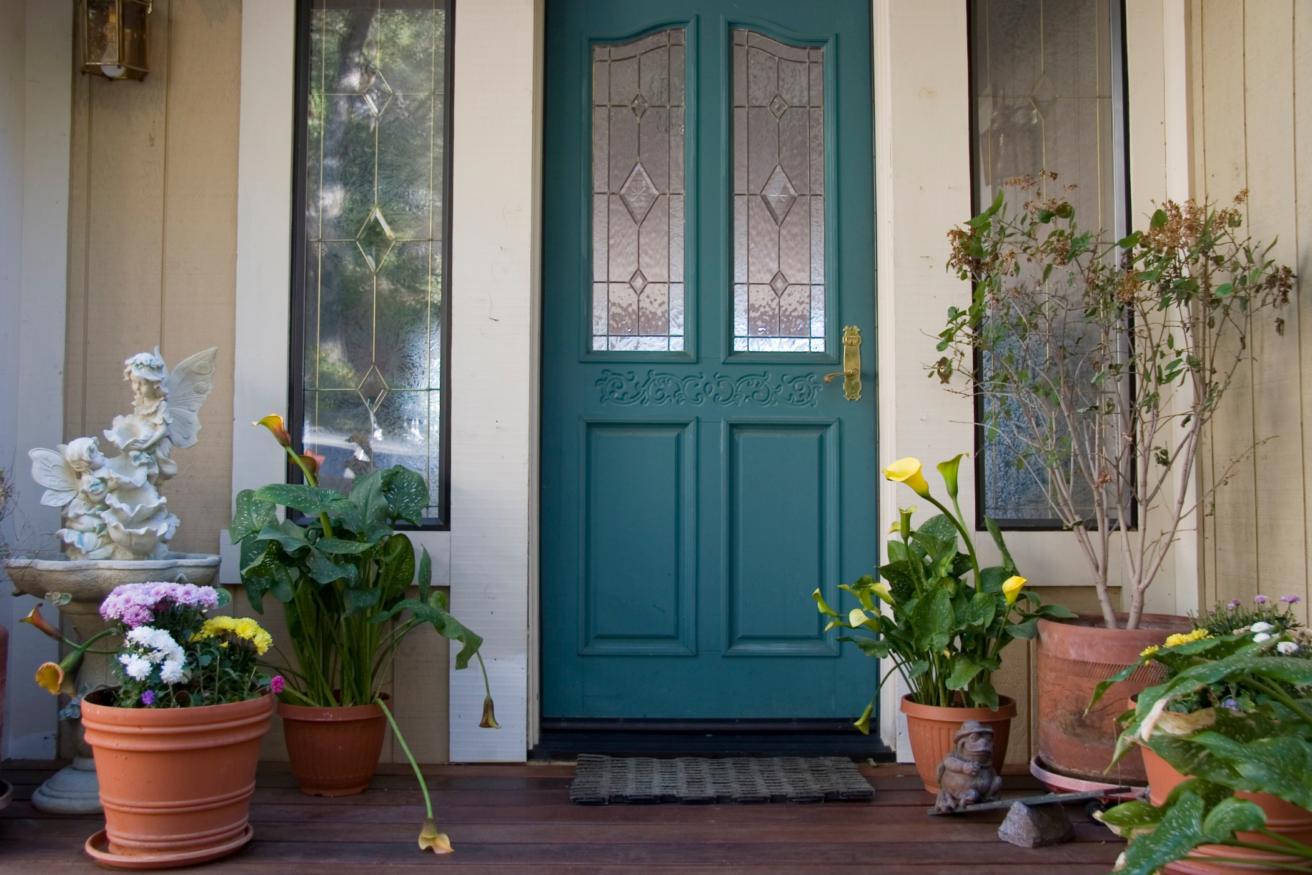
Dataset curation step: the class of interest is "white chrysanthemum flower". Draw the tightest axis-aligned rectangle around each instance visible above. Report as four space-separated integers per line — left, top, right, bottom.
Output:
118 653 152 681
1251 621 1275 633
1278 641 1300 655
1254 632 1272 643
159 657 187 684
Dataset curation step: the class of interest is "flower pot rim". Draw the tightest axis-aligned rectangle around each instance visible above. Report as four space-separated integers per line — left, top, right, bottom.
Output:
82 689 274 722
1038 612 1193 634
277 700 386 721
899 693 1017 720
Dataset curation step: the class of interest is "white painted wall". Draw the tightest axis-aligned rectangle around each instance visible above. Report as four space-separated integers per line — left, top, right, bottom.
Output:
0 0 72 761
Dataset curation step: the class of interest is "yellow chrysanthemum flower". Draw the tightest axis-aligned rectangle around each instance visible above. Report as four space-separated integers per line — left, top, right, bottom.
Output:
1163 629 1210 648
193 616 273 655
1140 644 1160 664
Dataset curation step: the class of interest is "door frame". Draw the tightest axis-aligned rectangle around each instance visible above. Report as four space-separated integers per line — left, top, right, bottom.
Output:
223 0 1190 764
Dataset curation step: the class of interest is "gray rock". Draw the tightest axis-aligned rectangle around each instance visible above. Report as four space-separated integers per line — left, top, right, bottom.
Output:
997 800 1075 848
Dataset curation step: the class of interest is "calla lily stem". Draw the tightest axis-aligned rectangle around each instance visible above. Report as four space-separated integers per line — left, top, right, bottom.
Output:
378 699 433 821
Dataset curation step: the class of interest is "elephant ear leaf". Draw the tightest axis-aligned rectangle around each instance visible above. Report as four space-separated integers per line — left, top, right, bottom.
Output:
381 465 427 527
231 489 277 543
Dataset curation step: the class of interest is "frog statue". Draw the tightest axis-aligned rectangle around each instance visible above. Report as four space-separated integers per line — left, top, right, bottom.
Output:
28 348 218 561
934 720 1003 813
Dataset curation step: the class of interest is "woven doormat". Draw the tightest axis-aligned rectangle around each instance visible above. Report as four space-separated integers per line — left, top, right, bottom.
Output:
569 754 874 805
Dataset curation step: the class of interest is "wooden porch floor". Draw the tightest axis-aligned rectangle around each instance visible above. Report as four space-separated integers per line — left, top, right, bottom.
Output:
0 760 1124 874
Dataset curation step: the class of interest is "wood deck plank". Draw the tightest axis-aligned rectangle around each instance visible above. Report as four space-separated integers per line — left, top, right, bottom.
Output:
0 763 1123 872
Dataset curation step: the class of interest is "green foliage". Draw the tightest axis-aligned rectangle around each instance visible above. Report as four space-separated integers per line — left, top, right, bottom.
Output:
231 464 485 708
1092 606 1312 872
939 182 1293 629
820 457 1076 726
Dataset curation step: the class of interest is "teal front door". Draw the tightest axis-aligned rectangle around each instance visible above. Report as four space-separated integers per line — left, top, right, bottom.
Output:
541 0 877 721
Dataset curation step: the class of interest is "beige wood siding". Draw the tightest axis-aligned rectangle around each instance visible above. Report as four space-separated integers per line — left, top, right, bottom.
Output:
1190 0 1312 620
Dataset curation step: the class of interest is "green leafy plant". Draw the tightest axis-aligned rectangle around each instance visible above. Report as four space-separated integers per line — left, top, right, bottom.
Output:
1091 597 1312 874
814 454 1074 731
231 415 495 721
936 181 1292 630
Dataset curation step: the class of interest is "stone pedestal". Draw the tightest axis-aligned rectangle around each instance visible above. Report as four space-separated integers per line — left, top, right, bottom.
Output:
4 552 220 814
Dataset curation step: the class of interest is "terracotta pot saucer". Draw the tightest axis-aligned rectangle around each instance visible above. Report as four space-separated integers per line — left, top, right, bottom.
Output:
84 824 254 869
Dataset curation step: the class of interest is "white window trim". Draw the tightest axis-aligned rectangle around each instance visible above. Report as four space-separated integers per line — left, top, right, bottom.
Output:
230 0 543 762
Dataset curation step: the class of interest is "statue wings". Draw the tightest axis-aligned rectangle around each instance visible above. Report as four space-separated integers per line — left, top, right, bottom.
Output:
164 347 218 449
28 447 79 508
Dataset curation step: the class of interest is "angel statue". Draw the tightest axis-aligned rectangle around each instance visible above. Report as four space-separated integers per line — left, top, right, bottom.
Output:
29 348 218 561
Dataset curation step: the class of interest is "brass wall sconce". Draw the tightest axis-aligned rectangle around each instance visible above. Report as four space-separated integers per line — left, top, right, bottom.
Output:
79 0 152 81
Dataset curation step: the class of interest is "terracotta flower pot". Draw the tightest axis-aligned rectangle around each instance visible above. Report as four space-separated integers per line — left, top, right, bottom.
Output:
1037 613 1191 785
1143 745 1312 874
900 694 1017 793
278 701 386 796
80 691 273 862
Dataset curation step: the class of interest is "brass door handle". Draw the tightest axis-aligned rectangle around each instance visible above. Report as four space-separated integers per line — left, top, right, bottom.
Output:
823 326 862 401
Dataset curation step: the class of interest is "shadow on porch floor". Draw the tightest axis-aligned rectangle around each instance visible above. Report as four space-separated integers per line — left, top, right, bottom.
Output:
0 760 1124 873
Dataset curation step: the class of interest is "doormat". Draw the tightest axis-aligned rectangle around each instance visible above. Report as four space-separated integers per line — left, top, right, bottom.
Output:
569 754 875 805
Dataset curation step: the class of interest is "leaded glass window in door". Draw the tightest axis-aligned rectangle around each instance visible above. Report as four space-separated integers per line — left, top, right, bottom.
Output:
732 30 826 353
592 28 687 352
295 0 452 525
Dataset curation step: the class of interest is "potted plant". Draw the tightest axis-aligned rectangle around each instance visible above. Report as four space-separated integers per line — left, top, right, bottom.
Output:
936 183 1294 783
231 416 495 808
1092 596 1312 874
26 582 276 868
815 454 1073 791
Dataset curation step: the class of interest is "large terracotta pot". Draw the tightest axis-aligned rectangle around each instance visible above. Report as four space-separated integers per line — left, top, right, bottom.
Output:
278 701 387 796
80 691 273 863
1143 745 1312 874
1037 613 1191 785
900 694 1017 793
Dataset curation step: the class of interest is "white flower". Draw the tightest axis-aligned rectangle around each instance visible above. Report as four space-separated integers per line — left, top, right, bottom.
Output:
118 653 152 681
1254 632 1272 643
1278 641 1300 655
1251 622 1274 633
159 657 187 684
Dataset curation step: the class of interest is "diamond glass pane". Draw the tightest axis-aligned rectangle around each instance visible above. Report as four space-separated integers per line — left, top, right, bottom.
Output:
732 29 825 353
592 29 686 352
302 0 448 517
971 0 1118 523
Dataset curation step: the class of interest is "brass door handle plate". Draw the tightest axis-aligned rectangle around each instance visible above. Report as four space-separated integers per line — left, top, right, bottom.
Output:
822 325 862 401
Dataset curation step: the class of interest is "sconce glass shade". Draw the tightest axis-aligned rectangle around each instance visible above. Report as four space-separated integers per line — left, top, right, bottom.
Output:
79 0 151 80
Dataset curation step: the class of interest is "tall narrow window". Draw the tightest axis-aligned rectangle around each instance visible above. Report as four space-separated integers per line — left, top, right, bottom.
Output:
969 0 1127 527
732 30 826 353
592 29 687 352
292 0 453 526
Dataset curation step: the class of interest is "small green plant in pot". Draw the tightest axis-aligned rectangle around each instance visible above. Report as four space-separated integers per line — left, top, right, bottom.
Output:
814 453 1073 791
1091 596 1312 875
230 415 496 853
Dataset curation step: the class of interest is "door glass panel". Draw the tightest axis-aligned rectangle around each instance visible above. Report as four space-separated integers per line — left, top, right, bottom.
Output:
732 30 825 353
592 29 686 352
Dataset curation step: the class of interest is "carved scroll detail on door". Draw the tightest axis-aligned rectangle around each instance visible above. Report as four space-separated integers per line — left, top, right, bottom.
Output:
596 369 822 407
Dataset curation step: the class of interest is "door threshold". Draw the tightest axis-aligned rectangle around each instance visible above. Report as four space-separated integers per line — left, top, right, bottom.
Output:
531 719 894 761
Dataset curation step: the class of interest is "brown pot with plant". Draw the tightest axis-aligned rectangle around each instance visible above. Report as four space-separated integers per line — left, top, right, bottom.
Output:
25 581 276 867
1092 597 1312 875
815 454 1073 792
228 417 496 847
937 184 1293 784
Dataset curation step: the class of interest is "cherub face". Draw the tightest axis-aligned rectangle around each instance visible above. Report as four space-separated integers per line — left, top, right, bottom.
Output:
64 437 104 473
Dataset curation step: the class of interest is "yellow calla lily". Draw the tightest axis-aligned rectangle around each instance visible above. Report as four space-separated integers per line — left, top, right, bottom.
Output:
480 695 500 729
34 657 77 696
870 580 894 606
853 701 874 736
883 458 930 498
1002 575 1027 606
417 819 453 854
887 520 901 535
21 605 63 642
253 414 292 448
849 608 870 629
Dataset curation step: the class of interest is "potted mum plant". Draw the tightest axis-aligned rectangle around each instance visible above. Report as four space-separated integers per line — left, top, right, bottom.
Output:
26 582 277 868
231 416 495 815
815 454 1073 791
1092 596 1312 874
935 183 1294 784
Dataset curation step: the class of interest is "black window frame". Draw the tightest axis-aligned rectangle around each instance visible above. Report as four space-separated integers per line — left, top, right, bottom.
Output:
287 0 456 530
966 0 1135 532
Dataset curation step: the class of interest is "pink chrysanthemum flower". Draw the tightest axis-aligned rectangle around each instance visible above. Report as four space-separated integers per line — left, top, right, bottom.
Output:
100 582 220 628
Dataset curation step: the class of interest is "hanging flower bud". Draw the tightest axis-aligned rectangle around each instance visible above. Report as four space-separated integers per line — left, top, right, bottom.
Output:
254 414 292 448
417 819 453 854
480 695 500 729
21 606 64 642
